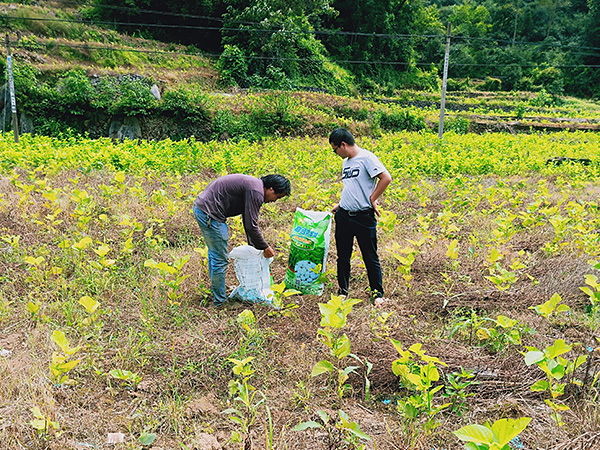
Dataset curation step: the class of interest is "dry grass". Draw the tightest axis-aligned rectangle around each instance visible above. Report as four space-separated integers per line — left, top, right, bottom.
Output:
1 166 599 450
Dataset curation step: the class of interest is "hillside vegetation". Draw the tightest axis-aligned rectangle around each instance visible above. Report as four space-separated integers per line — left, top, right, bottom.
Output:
1 0 599 141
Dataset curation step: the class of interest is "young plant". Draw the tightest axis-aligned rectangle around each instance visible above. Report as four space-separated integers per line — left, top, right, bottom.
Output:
293 409 371 450
49 330 81 386
144 255 190 306
524 339 587 425
78 295 103 326
454 417 531 450
369 309 394 341
269 282 301 314
109 369 142 390
390 340 451 439
476 315 528 353
223 356 267 449
30 406 60 438
580 271 600 322
529 293 571 322
311 294 362 402
443 367 479 416
387 241 421 288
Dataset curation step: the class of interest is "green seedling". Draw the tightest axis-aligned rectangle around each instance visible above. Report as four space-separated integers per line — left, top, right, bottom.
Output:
78 295 103 326
269 282 301 314
30 406 60 437
443 367 479 416
388 242 419 287
390 340 451 439
454 417 531 450
144 255 190 306
110 369 142 389
293 409 371 450
525 339 587 425
370 309 394 341
312 295 362 402
580 272 600 320
530 293 570 322
89 243 116 270
50 330 81 386
223 356 267 450
476 315 527 353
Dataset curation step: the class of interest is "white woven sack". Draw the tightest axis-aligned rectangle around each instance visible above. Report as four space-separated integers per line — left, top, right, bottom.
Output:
228 245 274 305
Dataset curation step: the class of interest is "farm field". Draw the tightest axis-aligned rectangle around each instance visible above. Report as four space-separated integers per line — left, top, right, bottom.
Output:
1 131 600 450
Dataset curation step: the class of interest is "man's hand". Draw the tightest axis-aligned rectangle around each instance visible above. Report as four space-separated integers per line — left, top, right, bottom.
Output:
331 203 340 213
263 246 275 258
371 199 381 217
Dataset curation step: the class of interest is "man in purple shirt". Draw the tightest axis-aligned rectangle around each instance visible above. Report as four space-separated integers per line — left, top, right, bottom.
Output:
193 174 291 307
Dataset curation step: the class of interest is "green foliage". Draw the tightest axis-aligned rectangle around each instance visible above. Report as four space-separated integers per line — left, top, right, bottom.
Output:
377 108 426 132
529 293 571 322
454 417 531 450
390 340 450 439
312 294 362 401
217 45 249 87
293 409 371 450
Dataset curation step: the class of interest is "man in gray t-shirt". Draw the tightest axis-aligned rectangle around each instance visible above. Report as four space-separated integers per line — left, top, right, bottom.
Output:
330 128 392 302
193 174 291 307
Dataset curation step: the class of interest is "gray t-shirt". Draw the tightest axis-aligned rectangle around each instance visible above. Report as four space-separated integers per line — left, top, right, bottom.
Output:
339 149 388 211
194 174 268 250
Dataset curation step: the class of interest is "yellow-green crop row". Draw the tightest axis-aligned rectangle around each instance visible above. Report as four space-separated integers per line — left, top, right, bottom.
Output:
2 131 600 180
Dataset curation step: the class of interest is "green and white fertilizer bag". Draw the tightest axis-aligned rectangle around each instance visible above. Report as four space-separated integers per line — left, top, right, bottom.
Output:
284 208 332 295
228 245 275 306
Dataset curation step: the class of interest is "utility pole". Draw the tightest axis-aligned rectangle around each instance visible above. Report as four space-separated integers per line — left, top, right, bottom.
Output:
438 22 451 139
6 34 19 143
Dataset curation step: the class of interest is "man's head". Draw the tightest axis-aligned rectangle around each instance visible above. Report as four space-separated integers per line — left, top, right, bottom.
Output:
329 128 356 157
261 174 291 203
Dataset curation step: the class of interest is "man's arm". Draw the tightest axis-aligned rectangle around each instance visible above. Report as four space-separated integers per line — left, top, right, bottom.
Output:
370 171 392 216
242 192 270 251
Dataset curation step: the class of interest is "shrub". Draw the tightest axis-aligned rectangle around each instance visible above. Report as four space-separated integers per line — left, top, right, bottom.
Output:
482 77 502 91
377 108 426 132
217 45 248 87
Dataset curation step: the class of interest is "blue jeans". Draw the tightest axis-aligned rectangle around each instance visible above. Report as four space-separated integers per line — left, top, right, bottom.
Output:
193 205 229 305
334 207 383 299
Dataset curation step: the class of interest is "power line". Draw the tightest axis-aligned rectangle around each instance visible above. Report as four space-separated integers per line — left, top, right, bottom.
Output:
4 14 600 54
8 39 600 70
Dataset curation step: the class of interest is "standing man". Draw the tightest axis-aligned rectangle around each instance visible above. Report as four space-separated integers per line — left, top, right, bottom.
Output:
193 174 291 307
330 128 392 302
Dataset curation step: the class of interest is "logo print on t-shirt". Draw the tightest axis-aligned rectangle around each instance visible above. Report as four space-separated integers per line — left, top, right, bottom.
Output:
342 167 360 180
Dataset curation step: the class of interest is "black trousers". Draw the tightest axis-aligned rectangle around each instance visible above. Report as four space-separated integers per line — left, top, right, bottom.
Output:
334 207 383 298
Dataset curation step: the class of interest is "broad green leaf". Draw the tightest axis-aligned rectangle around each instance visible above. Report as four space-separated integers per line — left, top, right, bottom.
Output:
78 296 99 314
530 380 549 392
293 421 322 431
139 432 156 446
545 339 571 359
50 330 79 355
524 351 544 366
491 417 531 447
311 360 334 377
496 315 516 328
446 239 459 259
334 335 351 359
27 301 40 315
453 424 494 444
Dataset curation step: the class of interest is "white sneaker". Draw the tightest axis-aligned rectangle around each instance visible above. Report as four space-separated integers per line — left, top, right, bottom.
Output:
374 297 389 307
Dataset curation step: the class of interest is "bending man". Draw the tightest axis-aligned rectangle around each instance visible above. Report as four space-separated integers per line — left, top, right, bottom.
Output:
193 174 291 307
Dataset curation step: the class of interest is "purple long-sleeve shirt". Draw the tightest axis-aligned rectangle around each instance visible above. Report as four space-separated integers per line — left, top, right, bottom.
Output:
193 174 268 250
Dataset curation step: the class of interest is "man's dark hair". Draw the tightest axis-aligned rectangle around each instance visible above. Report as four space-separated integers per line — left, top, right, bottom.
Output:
261 174 291 196
329 128 355 147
